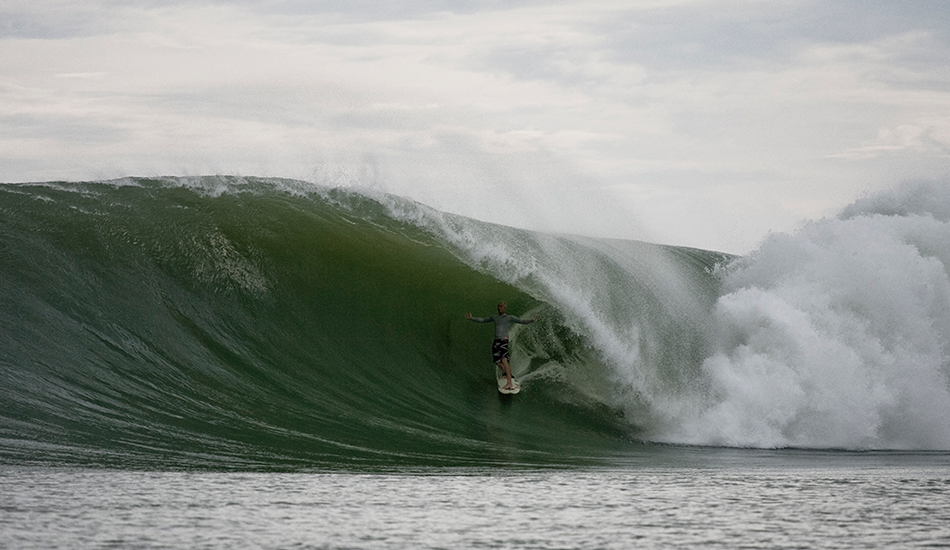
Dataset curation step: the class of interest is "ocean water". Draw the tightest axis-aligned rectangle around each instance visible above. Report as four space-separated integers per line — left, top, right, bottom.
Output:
2 176 950 547
4 456 950 549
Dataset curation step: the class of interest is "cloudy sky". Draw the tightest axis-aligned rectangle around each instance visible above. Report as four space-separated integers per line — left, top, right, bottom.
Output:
2 0 950 253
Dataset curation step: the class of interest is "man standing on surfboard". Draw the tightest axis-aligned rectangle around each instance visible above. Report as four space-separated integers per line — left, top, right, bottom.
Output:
465 301 537 391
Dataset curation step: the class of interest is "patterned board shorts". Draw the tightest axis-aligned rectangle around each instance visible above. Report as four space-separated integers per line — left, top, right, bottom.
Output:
491 339 509 363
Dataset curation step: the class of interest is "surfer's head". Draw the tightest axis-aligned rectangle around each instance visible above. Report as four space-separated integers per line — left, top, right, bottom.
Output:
497 301 507 314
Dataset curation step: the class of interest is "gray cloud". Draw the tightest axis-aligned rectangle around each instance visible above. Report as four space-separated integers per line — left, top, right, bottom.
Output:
593 0 950 72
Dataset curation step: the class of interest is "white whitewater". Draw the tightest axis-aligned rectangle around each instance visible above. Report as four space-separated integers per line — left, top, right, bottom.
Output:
383 180 950 450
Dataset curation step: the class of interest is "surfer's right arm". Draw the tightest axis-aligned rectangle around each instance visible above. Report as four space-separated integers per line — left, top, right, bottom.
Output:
465 313 491 323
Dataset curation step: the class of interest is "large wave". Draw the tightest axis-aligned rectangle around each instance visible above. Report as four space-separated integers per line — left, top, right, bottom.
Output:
1 176 948 469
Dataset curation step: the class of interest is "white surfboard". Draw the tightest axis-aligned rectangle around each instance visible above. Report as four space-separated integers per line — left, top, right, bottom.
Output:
497 374 521 395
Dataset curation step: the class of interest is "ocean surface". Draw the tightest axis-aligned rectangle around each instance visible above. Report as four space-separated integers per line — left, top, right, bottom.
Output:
2 176 949 547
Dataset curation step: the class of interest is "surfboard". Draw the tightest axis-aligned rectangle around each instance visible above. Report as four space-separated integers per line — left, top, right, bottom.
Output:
497 374 521 395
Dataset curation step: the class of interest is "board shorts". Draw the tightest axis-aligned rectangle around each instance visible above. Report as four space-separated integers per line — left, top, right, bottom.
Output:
492 339 509 363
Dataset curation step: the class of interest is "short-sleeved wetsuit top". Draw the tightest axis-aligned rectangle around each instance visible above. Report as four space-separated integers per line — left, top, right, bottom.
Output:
468 314 534 339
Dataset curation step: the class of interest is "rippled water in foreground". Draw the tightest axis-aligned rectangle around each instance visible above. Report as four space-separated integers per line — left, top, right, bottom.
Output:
4 453 949 549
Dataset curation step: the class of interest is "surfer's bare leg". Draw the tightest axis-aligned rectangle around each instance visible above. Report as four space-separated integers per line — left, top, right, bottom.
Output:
498 358 514 389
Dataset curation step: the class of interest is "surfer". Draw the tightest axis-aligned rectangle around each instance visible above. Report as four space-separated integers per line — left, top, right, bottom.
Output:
465 301 537 391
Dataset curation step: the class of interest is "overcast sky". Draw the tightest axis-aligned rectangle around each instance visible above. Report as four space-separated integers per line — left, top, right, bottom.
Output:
2 0 950 253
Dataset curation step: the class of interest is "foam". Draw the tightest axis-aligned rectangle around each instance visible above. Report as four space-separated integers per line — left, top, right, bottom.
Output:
378 178 950 450
664 181 950 449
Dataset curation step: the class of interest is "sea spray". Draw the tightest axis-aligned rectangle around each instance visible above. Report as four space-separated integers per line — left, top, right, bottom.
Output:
378 178 950 450
664 181 950 449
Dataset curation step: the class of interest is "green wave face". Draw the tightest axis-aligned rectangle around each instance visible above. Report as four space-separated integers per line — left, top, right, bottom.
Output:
9 176 950 464
1 177 728 468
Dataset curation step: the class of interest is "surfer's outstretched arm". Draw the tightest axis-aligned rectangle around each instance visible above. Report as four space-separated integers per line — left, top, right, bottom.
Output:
465 313 491 323
509 316 537 325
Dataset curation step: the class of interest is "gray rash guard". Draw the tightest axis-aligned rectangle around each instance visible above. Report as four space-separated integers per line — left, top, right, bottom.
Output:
468 314 534 339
